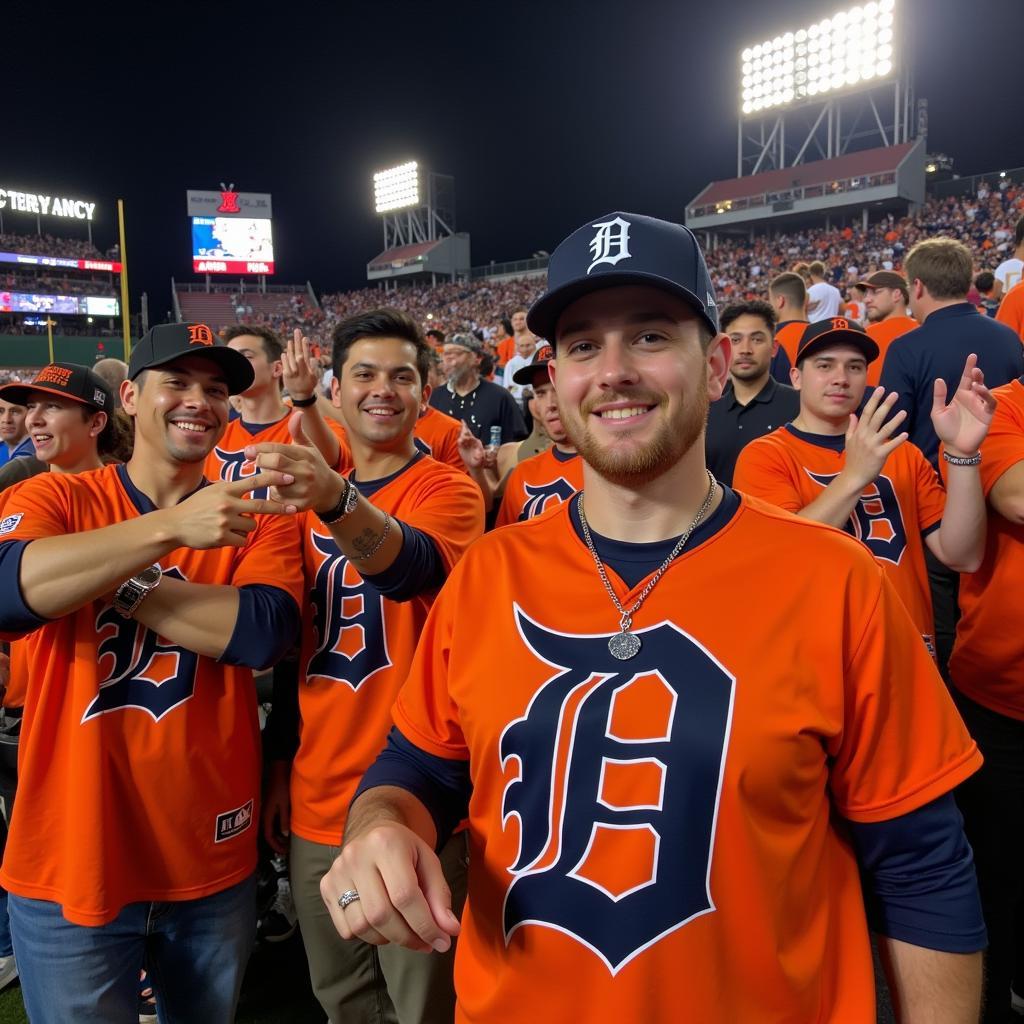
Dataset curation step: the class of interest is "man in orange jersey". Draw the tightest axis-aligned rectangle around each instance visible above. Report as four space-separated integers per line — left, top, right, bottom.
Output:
997 278 1024 341
206 325 342 493
254 308 484 1023
767 270 808 367
859 271 917 386
734 318 993 659
0 323 303 1024
497 310 528 370
414 402 466 470
494 345 582 525
942 374 1024 1021
318 214 985 1022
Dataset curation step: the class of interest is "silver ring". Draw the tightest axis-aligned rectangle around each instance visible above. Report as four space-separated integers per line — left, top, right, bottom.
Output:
338 888 360 910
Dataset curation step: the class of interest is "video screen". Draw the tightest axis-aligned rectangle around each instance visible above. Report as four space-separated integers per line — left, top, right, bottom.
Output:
191 217 275 274
0 292 119 316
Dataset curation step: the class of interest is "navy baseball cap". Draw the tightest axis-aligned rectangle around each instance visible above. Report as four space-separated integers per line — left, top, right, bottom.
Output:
796 317 880 366
512 343 554 386
0 362 112 411
128 323 254 395
527 212 720 343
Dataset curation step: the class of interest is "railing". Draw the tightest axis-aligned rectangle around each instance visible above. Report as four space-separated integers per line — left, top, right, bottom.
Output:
930 167 1023 199
689 172 898 220
173 281 308 294
470 257 549 280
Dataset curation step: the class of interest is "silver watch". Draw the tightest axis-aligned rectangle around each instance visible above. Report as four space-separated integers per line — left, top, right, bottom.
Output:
113 564 163 618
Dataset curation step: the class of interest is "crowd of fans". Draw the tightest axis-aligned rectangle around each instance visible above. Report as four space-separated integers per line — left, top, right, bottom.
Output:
0 231 105 261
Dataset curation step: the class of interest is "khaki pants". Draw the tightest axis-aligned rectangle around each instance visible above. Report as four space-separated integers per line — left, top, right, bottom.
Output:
291 831 467 1024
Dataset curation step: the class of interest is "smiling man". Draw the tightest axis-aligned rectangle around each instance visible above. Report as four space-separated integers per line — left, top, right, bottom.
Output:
251 308 484 1024
0 323 303 1024
313 214 987 1023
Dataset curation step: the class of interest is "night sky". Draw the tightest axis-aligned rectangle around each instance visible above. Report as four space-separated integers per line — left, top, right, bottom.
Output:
5 0 1021 320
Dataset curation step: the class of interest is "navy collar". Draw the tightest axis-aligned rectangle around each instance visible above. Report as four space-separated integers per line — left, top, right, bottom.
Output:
116 463 209 516
923 302 981 323
350 451 424 497
784 423 846 452
725 376 776 407
552 446 578 463
239 412 290 436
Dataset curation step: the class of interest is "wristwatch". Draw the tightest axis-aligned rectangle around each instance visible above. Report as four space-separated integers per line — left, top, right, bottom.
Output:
113 564 163 619
318 476 359 526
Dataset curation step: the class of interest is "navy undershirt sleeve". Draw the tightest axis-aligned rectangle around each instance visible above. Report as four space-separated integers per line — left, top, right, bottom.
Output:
220 584 300 671
849 792 987 953
361 524 446 601
0 540 49 635
263 651 301 762
353 726 471 850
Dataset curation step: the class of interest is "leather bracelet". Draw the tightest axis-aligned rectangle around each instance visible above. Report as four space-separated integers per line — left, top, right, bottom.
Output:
351 513 392 561
318 476 359 525
290 394 318 408
942 451 982 467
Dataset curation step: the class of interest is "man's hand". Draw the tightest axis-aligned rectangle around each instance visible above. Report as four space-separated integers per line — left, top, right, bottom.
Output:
161 474 297 549
457 421 495 471
248 411 345 515
262 760 292 856
842 387 909 489
282 329 323 402
931 353 996 458
320 822 461 953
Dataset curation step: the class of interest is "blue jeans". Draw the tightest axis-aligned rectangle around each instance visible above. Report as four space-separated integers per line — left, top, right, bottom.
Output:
9 874 256 1024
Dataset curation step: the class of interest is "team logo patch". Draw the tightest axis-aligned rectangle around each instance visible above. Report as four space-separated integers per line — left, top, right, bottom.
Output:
587 217 632 275
517 477 577 521
0 513 23 536
500 607 735 973
215 799 254 843
188 324 215 346
92 388 107 407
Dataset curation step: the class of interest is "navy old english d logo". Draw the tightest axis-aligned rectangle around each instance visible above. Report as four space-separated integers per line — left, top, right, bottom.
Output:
212 446 270 500
500 607 735 973
83 568 198 722
307 531 391 687
517 478 577 521
807 469 908 565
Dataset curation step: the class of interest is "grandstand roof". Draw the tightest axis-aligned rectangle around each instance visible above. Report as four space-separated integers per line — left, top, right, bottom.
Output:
691 142 917 206
368 241 440 271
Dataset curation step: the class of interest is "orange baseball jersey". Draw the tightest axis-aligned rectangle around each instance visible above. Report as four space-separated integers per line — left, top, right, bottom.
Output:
948 377 1024 719
290 454 484 844
865 315 918 387
204 412 294 495
0 463 303 925
495 446 583 527
415 406 466 471
392 495 979 1022
497 336 516 367
734 425 945 653
773 320 806 367
996 280 1024 341
844 300 864 324
3 639 27 709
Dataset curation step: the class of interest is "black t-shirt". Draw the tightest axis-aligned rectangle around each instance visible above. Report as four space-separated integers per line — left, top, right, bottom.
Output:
705 377 801 486
429 378 527 444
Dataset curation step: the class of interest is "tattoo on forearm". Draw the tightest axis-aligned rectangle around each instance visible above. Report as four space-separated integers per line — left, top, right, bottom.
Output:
351 527 380 556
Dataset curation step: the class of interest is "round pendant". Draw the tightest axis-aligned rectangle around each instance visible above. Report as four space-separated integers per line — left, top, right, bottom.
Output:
608 630 641 661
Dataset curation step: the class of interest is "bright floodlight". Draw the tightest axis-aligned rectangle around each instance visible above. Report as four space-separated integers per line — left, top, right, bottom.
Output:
738 0 897 115
374 162 420 213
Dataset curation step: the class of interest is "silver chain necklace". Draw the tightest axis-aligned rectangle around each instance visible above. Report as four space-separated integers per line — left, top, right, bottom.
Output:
578 470 718 661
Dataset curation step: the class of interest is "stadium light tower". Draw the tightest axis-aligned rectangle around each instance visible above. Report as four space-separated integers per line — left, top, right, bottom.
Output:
372 161 455 250
736 0 913 176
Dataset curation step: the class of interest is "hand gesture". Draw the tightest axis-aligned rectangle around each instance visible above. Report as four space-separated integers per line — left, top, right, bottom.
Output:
247 411 345 514
457 420 496 471
931 354 996 458
282 329 322 402
320 823 460 953
843 387 908 489
164 474 297 549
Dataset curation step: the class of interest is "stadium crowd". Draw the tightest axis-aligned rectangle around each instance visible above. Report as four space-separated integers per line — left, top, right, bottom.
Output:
0 231 105 261
2 193 1024 1024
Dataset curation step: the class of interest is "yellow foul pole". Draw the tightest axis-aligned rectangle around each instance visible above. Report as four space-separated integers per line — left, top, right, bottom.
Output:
117 199 131 359
46 318 54 363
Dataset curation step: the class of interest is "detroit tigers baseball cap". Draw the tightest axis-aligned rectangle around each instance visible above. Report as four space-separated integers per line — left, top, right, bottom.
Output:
511 343 554 386
128 323 254 395
527 212 720 343
0 362 113 412
796 317 880 366
855 270 910 303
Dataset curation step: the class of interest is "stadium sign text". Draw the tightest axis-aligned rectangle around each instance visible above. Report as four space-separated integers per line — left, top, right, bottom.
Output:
0 189 96 221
